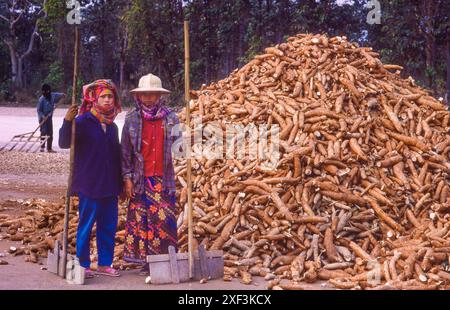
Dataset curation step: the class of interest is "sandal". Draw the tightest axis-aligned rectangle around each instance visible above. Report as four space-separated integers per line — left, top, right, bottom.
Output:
96 266 121 277
85 268 95 279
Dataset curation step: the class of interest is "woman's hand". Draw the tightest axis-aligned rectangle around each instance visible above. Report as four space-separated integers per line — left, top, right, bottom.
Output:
124 178 135 200
64 105 78 121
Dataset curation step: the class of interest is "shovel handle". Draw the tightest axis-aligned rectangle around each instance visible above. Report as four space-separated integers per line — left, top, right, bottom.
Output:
62 26 80 278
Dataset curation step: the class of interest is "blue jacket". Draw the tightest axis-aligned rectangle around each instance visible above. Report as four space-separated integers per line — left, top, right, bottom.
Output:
37 92 64 120
59 112 123 198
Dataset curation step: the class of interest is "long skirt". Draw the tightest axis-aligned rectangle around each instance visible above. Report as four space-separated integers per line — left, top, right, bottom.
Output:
123 176 178 264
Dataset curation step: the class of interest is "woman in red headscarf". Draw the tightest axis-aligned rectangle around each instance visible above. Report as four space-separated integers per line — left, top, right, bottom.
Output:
59 79 123 278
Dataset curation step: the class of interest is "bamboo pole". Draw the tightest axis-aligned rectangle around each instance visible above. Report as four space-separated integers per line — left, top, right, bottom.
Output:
184 20 194 279
62 26 79 278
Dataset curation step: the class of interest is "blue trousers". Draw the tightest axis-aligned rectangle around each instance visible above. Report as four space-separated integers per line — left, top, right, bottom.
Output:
76 192 118 268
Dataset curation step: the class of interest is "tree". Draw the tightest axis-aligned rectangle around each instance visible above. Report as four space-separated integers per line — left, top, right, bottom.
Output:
0 1 447 106
125 0 185 103
0 41 10 84
0 0 48 89
366 0 449 97
447 35 450 103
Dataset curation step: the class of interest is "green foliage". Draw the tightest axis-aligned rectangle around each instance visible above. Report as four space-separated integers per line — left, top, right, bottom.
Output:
66 78 85 106
366 0 450 95
0 79 14 102
43 61 64 90
40 0 66 36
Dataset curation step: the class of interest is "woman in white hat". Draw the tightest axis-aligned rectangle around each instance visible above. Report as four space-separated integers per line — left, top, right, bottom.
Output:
121 73 181 275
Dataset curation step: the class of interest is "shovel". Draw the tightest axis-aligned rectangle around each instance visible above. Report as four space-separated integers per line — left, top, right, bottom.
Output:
47 27 83 284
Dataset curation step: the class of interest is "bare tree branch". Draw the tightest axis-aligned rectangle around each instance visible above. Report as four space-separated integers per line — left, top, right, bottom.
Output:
11 0 18 10
0 14 8 22
38 0 48 16
10 11 23 29
20 0 48 59
0 35 13 48
21 22 38 59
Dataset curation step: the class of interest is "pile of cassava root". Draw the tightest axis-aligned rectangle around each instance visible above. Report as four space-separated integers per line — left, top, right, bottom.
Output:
174 33 450 289
1 33 449 290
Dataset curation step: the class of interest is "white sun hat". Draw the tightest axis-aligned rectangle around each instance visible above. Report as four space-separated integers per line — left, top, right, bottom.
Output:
130 73 171 94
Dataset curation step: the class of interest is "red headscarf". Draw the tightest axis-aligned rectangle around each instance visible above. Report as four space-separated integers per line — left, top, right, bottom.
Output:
79 79 121 124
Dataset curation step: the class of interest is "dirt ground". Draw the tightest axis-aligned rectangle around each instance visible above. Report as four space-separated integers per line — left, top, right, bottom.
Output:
0 240 270 290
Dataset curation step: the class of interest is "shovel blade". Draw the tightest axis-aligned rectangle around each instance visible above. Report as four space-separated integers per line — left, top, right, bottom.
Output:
46 250 59 274
46 240 61 275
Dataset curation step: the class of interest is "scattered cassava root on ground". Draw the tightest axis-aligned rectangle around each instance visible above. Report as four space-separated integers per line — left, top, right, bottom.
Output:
0 198 132 270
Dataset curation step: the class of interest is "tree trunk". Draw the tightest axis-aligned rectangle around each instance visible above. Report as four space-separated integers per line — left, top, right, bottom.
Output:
17 58 24 89
119 30 128 94
424 33 436 89
423 0 437 91
6 44 18 89
446 37 450 105
119 54 126 94
100 27 106 78
204 0 211 82
238 0 250 67
1 0 47 90
6 44 25 89
62 25 73 88
238 17 245 66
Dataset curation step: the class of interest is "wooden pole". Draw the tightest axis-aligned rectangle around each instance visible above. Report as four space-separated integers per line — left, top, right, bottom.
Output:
184 20 194 279
62 26 79 278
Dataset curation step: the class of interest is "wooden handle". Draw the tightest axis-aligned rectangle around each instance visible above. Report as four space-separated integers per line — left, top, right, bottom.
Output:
62 26 79 278
184 20 194 279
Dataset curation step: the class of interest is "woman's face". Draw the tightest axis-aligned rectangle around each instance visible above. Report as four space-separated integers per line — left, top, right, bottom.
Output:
97 89 115 109
137 93 161 107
